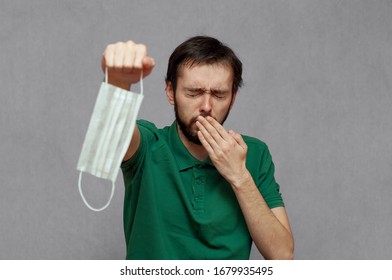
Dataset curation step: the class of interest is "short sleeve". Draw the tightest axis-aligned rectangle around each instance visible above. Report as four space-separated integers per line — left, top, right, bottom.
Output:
244 136 285 209
257 145 284 208
121 120 158 178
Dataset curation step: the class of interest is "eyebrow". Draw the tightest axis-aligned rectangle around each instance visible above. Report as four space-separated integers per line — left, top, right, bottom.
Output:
185 87 206 93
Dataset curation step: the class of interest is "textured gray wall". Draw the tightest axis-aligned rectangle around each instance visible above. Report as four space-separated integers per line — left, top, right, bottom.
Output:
1 0 391 259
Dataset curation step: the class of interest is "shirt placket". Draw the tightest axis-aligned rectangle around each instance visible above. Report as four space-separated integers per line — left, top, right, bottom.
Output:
191 164 206 214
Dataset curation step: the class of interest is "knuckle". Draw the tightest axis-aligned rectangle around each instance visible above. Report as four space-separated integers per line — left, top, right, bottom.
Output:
215 149 224 158
106 43 116 50
220 145 228 153
125 40 135 47
114 41 126 50
136 44 147 53
104 45 115 57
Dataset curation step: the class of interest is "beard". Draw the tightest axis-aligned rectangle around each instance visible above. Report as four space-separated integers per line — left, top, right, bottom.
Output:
174 103 231 145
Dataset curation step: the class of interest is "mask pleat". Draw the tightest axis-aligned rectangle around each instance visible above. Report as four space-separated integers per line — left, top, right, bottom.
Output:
95 86 127 178
111 92 143 179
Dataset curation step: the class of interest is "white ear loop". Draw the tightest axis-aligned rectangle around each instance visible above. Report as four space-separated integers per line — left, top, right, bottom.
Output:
78 172 115 212
78 68 144 212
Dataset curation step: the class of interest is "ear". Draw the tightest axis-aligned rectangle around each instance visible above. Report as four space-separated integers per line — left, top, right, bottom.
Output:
166 81 175 105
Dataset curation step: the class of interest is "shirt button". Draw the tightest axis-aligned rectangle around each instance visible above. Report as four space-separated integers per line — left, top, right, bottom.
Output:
195 179 202 184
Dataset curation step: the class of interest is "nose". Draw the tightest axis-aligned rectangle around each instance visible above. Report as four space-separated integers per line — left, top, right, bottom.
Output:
199 93 212 114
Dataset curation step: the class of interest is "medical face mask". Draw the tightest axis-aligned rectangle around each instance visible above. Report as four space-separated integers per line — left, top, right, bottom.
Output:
77 69 143 211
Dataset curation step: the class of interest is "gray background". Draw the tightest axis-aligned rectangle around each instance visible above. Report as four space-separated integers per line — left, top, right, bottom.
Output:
1 0 391 260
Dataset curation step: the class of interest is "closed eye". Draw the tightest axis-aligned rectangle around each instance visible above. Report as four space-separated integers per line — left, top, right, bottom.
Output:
211 90 229 99
213 93 225 99
185 87 206 97
184 87 230 99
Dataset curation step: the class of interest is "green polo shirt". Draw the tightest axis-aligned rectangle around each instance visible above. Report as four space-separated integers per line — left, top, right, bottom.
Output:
121 120 284 260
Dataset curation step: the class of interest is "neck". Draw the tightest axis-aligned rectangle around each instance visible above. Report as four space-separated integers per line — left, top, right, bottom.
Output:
176 123 208 161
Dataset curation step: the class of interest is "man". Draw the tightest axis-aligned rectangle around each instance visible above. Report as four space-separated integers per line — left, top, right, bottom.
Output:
102 36 294 260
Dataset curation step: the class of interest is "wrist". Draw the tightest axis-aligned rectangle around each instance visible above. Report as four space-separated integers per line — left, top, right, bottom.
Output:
230 169 253 191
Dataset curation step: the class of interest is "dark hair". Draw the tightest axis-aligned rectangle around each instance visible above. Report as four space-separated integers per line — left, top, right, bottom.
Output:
165 36 243 94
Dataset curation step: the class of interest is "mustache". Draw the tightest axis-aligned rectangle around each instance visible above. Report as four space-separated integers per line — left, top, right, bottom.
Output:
190 113 215 124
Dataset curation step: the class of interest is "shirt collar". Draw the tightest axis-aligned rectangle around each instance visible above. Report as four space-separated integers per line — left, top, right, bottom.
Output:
168 121 213 171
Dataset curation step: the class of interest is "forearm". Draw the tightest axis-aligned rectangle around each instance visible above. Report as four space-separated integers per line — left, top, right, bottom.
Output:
231 171 294 260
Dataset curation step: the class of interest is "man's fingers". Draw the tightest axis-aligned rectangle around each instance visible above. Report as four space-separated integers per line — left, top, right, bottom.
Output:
197 116 230 143
196 120 219 149
102 41 153 73
102 44 114 68
103 41 127 69
197 116 247 153
122 41 136 72
133 44 147 69
230 130 247 150
101 40 155 87
114 44 126 70
144 56 155 69
197 131 214 155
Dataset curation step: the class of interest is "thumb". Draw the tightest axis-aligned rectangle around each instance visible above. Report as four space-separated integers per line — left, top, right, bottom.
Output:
142 56 155 77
